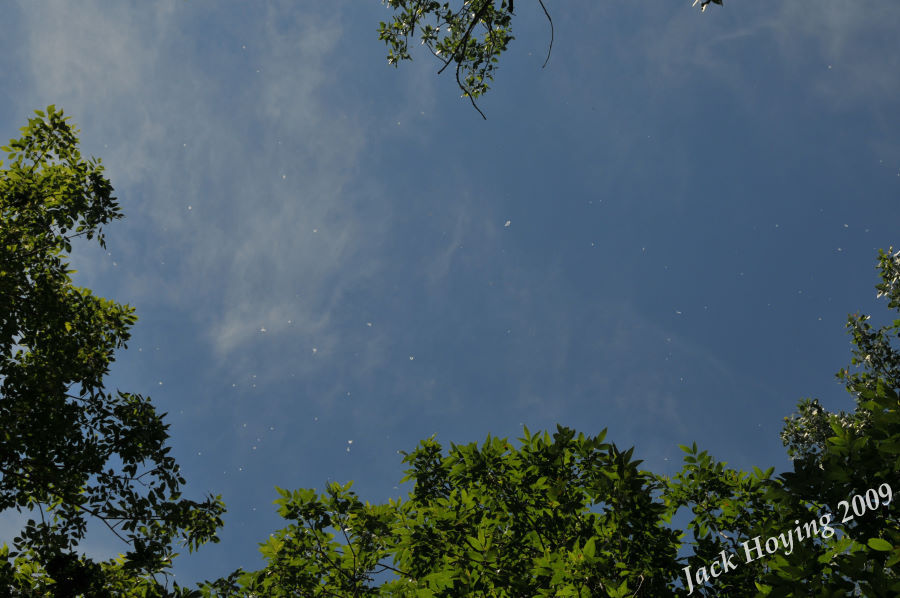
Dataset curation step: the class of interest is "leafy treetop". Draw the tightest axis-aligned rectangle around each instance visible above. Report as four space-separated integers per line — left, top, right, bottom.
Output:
202 248 900 597
0 107 224 597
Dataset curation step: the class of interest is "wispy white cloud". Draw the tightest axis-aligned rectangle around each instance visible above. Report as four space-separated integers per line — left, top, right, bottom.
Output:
770 2 900 108
548 0 900 116
658 1 900 110
12 1 394 381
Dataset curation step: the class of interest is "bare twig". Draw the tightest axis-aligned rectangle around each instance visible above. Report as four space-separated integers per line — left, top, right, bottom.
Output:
631 574 645 596
538 0 554 68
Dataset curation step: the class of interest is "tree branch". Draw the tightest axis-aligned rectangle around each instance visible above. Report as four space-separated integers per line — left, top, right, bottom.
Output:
538 0 554 68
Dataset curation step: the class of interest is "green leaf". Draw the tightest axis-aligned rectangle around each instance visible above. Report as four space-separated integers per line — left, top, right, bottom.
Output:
867 538 893 551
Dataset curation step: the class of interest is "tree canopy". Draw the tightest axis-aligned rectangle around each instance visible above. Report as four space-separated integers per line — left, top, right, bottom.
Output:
0 107 224 597
3 108 898 596
200 249 900 597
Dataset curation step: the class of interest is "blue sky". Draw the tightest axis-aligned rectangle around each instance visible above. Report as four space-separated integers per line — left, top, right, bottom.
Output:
2 0 899 587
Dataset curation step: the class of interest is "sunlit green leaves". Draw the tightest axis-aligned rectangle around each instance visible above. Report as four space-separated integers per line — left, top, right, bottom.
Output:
226 248 900 595
214 426 684 596
378 1 517 117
